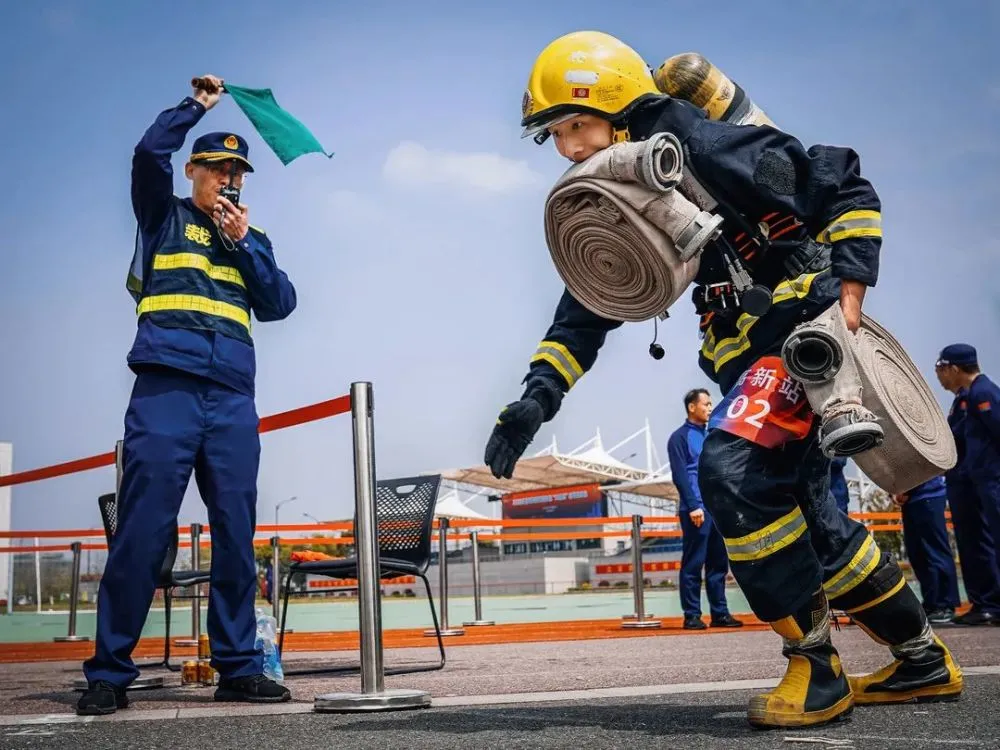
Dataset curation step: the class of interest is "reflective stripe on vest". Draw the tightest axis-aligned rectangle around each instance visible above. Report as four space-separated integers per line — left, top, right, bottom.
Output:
137 294 251 333
135 203 253 344
152 253 246 288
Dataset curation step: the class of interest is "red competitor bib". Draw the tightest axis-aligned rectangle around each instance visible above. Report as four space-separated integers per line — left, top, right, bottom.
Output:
708 356 817 448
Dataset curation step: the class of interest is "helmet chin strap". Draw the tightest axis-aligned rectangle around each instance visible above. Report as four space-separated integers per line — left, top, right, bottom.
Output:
612 127 630 144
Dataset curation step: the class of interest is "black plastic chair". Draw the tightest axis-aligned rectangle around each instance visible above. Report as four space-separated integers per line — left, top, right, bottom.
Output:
277 474 446 676
97 492 212 671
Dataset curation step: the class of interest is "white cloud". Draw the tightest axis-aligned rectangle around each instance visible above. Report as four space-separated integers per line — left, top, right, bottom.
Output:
382 141 544 194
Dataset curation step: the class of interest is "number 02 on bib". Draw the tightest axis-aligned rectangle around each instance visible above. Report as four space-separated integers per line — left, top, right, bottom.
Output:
708 356 816 448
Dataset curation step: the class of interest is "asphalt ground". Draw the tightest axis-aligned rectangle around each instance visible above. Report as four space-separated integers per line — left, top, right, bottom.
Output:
0 621 997 749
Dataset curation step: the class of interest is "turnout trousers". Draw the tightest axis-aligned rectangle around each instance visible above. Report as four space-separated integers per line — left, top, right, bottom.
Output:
699 421 929 644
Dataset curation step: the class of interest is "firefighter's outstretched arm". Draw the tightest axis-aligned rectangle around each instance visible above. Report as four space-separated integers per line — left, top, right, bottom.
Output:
484 289 623 479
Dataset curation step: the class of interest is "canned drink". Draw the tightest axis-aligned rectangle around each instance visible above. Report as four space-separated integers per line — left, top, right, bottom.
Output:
198 632 210 659
181 660 199 686
198 659 217 686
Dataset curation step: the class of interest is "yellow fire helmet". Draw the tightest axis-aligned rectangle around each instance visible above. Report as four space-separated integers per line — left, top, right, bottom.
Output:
521 31 661 144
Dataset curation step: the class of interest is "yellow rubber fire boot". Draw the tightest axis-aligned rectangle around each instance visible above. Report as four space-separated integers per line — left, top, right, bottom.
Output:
849 633 962 705
828 549 963 705
748 590 854 729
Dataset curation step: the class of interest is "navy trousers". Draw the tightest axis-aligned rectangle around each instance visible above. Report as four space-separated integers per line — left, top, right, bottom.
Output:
901 497 960 612
84 369 263 687
969 473 1000 561
678 509 730 620
946 475 1000 616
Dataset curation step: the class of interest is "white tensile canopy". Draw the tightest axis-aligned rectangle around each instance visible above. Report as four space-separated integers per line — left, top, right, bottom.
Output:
434 420 679 508
433 490 493 520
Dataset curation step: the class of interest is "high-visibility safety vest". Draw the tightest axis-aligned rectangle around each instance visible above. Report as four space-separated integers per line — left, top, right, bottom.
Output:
135 201 252 345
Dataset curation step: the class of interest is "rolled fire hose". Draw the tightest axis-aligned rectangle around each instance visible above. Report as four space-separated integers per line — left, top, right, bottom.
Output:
782 304 957 493
543 133 719 322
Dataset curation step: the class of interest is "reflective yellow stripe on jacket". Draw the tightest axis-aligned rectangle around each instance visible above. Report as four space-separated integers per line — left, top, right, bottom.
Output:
531 340 584 388
152 253 246 288
137 294 251 332
816 210 882 244
701 271 821 373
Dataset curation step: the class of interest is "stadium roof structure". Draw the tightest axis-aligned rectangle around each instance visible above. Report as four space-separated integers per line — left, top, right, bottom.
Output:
433 489 493 520
437 420 679 505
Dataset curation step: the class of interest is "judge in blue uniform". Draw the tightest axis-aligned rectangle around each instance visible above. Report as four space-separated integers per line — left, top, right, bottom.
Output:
894 476 960 624
935 344 1000 626
79 75 297 715
960 346 1000 576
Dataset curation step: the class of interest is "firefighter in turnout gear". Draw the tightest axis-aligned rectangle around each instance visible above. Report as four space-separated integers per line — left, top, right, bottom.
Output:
485 31 962 729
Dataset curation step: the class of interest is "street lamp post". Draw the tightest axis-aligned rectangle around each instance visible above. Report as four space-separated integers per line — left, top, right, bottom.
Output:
275 495 298 528
271 496 297 620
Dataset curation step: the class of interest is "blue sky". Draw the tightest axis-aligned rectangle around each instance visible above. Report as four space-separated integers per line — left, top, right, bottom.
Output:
1 1 998 531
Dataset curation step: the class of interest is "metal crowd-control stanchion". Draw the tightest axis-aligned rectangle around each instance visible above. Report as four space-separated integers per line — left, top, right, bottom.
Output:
425 517 464 637
5 555 13 615
463 530 494 627
271 536 281 618
115 439 124 494
175 523 202 647
314 381 430 712
54 542 89 642
270 536 292 633
622 515 660 629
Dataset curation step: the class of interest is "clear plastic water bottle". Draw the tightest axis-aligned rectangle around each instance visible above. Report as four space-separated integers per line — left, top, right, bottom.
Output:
254 607 284 683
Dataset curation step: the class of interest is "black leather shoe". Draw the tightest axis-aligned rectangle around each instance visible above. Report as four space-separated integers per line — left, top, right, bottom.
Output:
76 680 128 716
952 608 996 626
683 616 707 630
710 614 744 628
214 674 291 703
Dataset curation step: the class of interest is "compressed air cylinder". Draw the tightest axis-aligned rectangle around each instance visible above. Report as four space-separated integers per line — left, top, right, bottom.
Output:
653 52 776 129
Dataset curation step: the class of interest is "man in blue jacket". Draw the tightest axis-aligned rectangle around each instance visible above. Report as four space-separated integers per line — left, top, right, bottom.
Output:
950 344 1000 625
894 476 960 624
78 74 297 715
667 388 743 630
935 344 1000 626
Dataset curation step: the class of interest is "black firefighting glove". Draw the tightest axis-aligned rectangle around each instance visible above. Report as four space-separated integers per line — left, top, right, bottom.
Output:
484 378 564 479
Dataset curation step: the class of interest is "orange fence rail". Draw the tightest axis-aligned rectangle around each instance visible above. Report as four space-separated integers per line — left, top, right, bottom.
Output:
0 514 943 557
0 395 352 489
